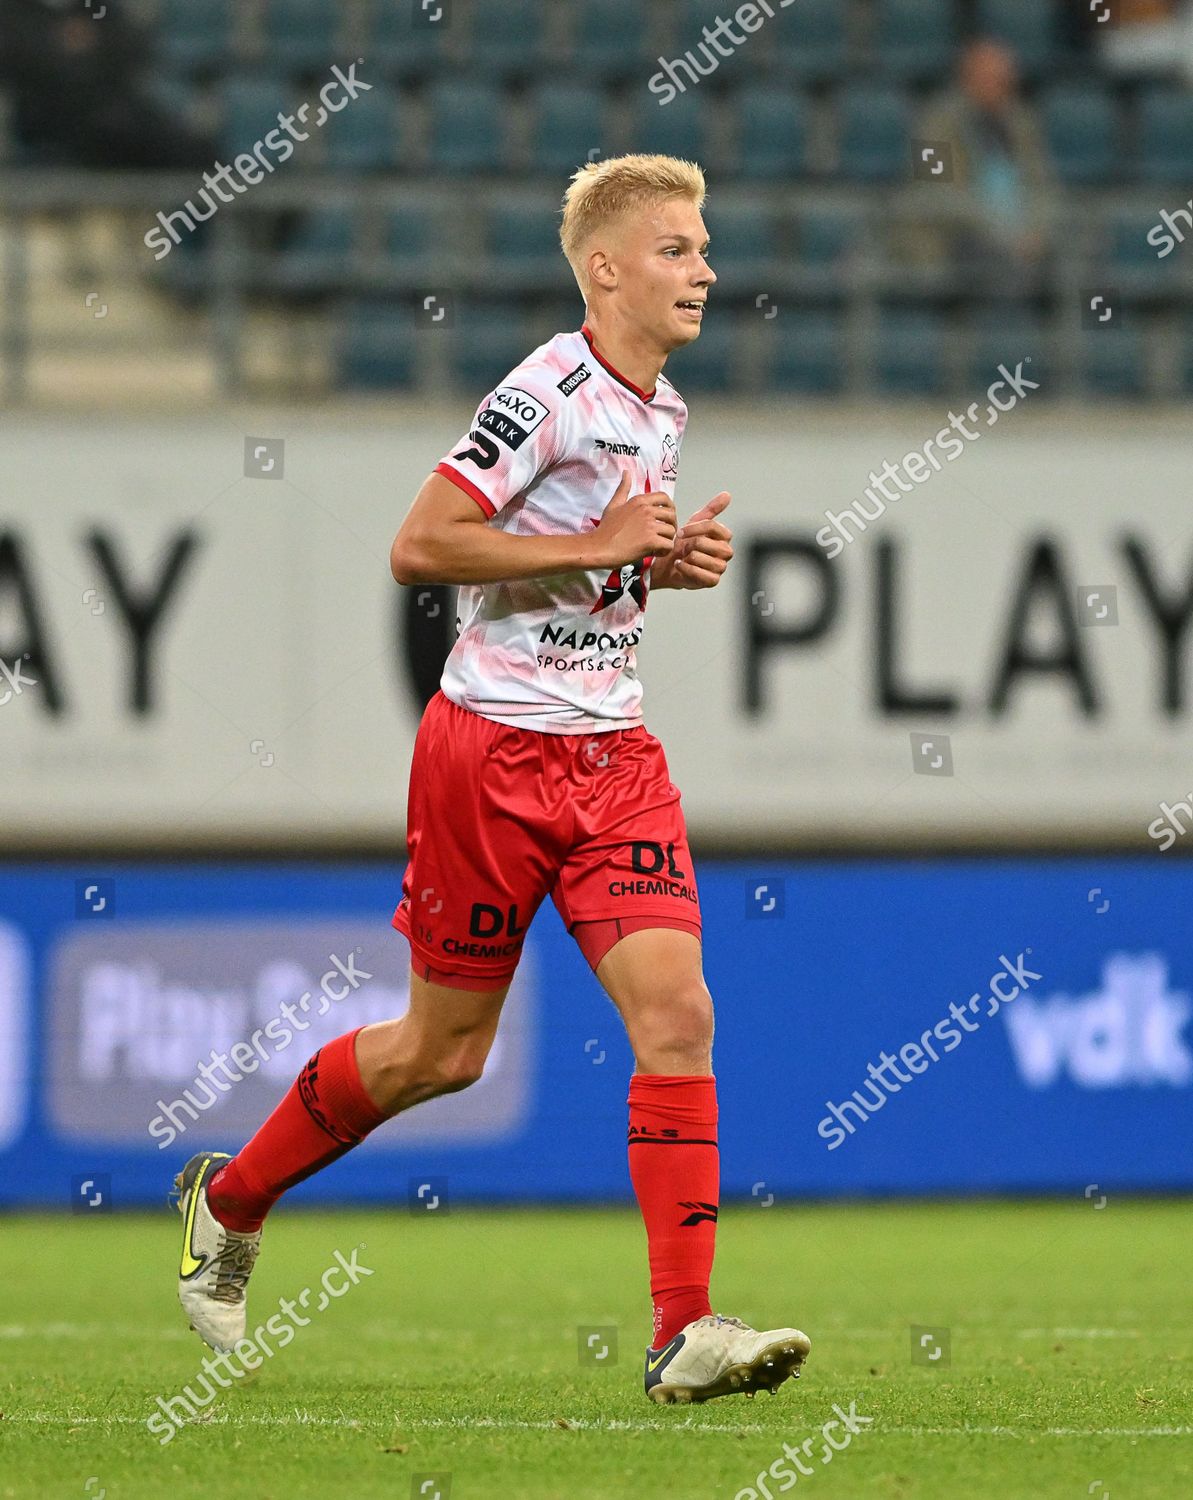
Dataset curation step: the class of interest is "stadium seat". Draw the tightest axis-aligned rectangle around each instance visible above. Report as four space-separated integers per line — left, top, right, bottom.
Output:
569 0 651 82
662 313 735 394
836 85 912 183
874 0 956 83
220 76 293 159
1080 326 1148 398
975 0 1058 76
771 0 850 83
770 310 846 394
705 204 780 286
386 207 435 262
628 87 712 166
796 208 859 267
970 309 1048 393
261 0 342 72
730 86 810 180
369 0 449 79
487 204 569 285
527 83 605 179
451 304 534 391
157 0 232 74
1137 87 1193 186
1040 83 1120 186
276 208 357 294
467 0 550 80
426 81 508 174
874 307 947 394
322 85 401 171
338 302 417 389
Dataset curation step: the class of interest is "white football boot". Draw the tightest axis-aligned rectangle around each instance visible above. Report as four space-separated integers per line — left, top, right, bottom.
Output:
643 1313 811 1404
173 1151 262 1353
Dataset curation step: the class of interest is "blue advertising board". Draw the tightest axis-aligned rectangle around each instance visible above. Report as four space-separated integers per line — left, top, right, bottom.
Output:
0 859 1188 1209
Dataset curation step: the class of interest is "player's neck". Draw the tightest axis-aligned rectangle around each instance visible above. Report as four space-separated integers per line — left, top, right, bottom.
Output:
581 318 664 401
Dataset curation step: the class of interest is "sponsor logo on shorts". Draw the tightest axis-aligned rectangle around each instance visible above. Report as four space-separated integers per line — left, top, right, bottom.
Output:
557 362 592 397
608 842 699 905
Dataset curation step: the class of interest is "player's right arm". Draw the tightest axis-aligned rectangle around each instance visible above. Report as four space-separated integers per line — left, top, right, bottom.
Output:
390 470 676 586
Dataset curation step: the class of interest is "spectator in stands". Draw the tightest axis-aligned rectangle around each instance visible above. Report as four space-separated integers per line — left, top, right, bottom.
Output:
911 38 1056 291
0 0 215 168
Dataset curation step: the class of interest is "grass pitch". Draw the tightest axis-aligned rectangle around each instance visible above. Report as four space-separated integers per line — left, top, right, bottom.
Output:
1 1200 1189 1499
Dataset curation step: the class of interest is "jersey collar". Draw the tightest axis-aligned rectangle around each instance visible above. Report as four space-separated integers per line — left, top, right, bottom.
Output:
580 324 657 404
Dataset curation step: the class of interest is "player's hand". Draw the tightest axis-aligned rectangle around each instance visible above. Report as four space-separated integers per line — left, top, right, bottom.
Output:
592 470 677 567
651 492 733 590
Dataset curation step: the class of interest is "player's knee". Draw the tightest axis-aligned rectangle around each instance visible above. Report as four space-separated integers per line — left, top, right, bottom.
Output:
642 982 714 1058
429 1039 490 1093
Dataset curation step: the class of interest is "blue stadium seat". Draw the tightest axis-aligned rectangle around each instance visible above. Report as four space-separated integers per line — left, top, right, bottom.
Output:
874 0 956 82
386 207 435 261
220 76 292 158
770 311 846 394
451 304 534 391
837 85 911 183
370 0 450 79
570 0 651 81
662 314 734 394
628 87 712 165
528 83 605 178
731 86 810 180
796 208 859 266
771 0 849 83
338 302 417 389
1080 327 1147 398
488 204 568 284
874 308 947 394
468 0 550 80
158 0 232 73
277 208 357 293
706 204 779 285
1103 207 1184 299
322 85 401 170
970 310 1048 392
975 0 1058 75
1041 83 1120 185
426 81 508 174
261 0 342 72
1137 87 1193 186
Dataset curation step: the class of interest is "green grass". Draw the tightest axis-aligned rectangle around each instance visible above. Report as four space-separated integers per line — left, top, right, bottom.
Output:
1 1201 1189 1499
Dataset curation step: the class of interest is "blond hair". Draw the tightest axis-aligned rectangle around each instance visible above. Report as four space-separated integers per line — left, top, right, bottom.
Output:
560 154 707 299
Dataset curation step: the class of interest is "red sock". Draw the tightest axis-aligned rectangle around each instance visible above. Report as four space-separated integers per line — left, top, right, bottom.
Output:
207 1027 387 1233
627 1072 719 1348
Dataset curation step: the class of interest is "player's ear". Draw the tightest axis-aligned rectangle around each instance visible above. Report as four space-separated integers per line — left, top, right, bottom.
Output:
588 247 616 293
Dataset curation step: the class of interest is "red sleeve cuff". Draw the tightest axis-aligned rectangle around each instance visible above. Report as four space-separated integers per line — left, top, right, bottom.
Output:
436 462 497 518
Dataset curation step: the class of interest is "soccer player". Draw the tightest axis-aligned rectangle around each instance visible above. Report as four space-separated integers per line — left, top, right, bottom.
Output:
174 154 810 1404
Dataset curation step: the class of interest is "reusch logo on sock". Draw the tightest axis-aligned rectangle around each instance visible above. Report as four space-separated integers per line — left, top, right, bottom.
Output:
677 1200 718 1227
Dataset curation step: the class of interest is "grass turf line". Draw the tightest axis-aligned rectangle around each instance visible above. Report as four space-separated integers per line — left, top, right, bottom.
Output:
0 1201 1189 1499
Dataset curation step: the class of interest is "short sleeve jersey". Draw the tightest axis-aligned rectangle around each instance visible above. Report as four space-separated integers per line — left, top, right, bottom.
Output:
433 325 688 734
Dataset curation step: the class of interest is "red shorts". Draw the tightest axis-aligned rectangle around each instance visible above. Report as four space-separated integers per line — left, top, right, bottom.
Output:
391 690 702 990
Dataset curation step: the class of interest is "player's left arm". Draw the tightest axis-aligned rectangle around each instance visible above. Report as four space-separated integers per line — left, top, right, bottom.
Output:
649 491 733 590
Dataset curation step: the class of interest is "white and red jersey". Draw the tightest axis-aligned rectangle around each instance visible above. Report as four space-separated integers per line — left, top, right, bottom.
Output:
433 324 688 734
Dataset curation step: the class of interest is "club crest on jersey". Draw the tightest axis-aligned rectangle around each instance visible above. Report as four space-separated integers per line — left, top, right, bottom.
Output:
591 558 650 613
661 433 680 483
